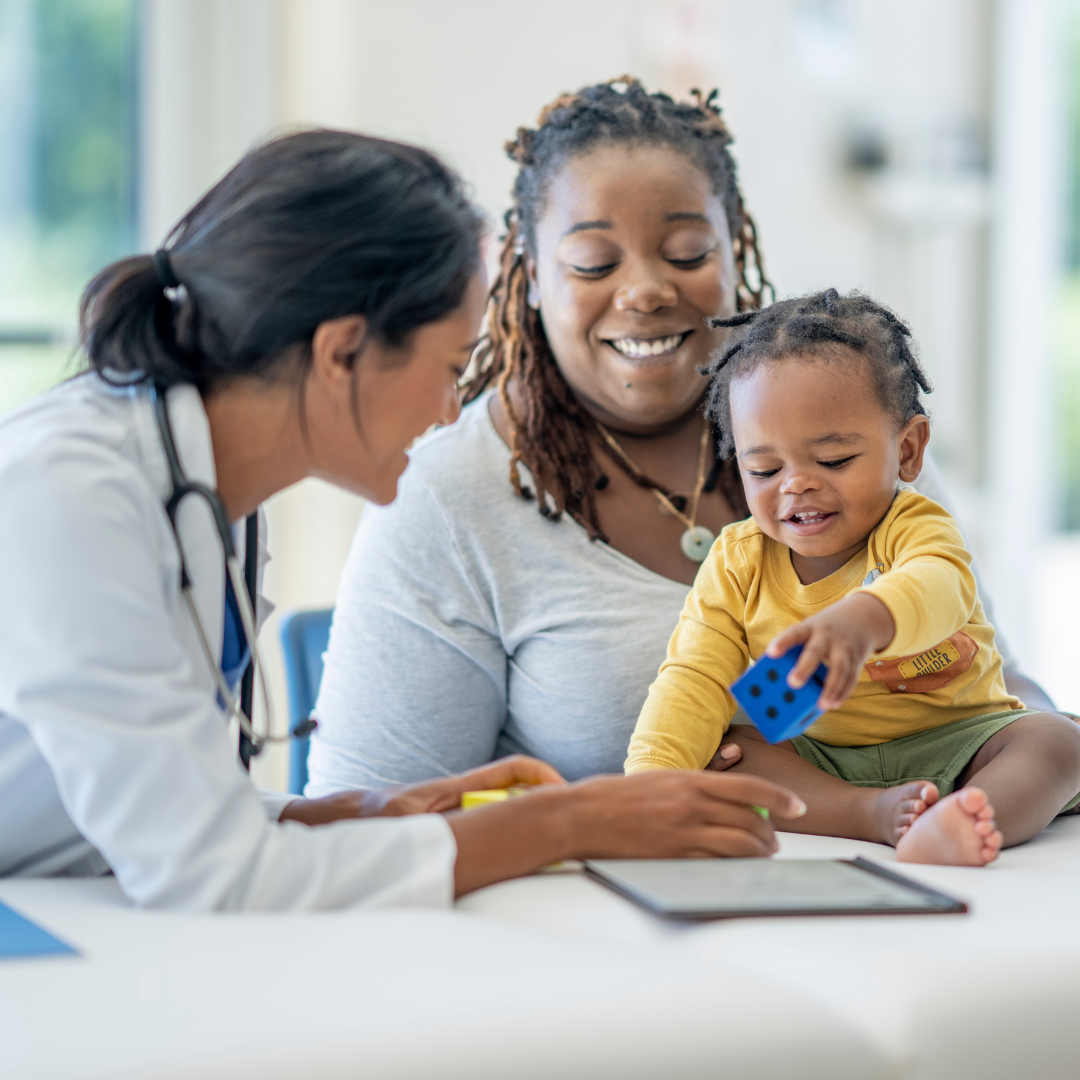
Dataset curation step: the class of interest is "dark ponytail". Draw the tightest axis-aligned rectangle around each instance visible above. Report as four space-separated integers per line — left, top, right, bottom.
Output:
80 130 485 392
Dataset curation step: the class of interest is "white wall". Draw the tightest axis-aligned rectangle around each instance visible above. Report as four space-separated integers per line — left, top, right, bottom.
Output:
984 0 1063 669
282 0 640 225
141 0 281 248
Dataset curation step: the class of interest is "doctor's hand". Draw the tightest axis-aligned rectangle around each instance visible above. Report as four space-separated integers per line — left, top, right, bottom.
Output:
279 755 564 826
448 770 807 898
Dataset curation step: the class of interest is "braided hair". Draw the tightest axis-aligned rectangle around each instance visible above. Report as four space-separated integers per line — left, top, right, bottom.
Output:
461 76 769 539
703 288 933 457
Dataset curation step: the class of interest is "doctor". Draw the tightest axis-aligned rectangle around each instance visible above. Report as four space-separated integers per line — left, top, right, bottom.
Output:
0 130 803 910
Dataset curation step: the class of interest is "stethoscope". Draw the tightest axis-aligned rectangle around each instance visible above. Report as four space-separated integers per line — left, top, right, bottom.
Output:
150 383 316 759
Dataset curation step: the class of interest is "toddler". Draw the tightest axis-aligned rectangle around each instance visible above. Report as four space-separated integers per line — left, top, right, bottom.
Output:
625 289 1080 865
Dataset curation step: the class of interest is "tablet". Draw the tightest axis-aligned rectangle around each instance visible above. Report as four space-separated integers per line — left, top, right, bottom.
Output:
583 856 967 920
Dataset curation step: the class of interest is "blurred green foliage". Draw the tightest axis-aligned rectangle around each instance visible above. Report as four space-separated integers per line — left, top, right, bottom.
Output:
0 0 137 325
31 0 138 263
1068 5 1080 271
1055 280 1080 530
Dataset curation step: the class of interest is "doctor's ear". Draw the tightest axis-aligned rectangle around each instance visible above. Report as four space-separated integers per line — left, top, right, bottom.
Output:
310 316 369 386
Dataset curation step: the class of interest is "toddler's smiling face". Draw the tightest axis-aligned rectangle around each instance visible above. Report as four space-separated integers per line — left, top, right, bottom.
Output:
729 348 930 583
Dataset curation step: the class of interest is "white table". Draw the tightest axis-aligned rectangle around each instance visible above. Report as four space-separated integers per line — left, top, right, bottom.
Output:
5 820 1080 1080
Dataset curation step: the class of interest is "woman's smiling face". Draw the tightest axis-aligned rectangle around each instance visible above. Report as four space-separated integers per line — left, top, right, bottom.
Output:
527 143 737 434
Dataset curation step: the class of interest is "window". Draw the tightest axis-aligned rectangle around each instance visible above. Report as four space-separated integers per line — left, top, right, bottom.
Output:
0 0 138 411
1058 0 1080 530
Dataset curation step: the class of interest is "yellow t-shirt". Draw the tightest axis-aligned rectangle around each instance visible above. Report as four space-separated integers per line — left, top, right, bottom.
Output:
624 489 1020 774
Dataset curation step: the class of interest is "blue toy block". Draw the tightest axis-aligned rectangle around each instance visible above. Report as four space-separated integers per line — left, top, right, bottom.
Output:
731 645 829 744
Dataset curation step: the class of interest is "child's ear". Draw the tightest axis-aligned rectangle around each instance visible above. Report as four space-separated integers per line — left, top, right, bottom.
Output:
526 257 541 310
897 414 930 483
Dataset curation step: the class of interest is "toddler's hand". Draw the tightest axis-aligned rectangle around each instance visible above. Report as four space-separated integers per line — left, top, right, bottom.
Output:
766 593 895 710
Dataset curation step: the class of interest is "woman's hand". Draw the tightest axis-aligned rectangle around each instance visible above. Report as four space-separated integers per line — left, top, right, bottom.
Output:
448 770 806 897
280 755 563 826
766 593 895 710
361 755 565 817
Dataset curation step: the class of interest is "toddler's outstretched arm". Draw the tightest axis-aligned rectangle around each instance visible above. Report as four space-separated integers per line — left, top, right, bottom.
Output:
767 593 895 710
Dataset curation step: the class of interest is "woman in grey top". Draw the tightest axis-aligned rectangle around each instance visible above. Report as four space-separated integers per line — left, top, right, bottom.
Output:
309 80 1061 831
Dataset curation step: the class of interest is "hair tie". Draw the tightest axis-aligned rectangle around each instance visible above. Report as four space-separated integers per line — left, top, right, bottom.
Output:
152 249 180 290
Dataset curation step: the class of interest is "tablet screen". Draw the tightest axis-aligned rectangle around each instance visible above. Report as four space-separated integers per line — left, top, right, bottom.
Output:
583 857 965 919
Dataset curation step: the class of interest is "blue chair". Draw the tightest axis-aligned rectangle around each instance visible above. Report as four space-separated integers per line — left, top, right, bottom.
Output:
278 608 334 795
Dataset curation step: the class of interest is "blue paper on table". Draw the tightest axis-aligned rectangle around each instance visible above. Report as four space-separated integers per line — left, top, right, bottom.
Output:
0 900 77 960
731 645 829 744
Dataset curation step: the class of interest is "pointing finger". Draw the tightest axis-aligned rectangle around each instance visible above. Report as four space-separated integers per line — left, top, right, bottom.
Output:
789 635 828 689
766 621 811 659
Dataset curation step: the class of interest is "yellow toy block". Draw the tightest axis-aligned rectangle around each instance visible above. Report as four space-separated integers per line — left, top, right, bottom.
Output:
461 786 530 810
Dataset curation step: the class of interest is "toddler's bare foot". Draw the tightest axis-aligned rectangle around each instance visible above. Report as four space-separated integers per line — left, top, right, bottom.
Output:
866 781 938 845
895 787 1003 866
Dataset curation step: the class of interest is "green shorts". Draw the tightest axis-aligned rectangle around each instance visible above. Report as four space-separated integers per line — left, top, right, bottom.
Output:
792 709 1080 813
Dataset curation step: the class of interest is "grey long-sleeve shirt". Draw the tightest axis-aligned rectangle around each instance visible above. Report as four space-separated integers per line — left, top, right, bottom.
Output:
307 394 1004 792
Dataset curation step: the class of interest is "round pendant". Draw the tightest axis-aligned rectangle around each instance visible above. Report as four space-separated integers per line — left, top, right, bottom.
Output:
680 526 716 562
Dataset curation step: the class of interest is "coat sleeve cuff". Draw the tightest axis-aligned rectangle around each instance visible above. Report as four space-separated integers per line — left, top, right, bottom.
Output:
398 812 457 908
257 788 300 821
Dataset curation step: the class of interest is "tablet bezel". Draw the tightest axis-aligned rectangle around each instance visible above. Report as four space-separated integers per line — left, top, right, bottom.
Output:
582 856 968 921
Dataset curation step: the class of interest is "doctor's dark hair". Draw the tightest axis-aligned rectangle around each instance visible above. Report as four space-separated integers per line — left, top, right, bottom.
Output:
460 77 764 540
703 288 933 457
79 130 485 393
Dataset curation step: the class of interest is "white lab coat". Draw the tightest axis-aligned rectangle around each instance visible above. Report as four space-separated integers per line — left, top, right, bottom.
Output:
0 374 456 910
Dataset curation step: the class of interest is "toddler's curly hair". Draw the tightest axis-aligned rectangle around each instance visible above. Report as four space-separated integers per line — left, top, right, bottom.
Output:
704 288 933 457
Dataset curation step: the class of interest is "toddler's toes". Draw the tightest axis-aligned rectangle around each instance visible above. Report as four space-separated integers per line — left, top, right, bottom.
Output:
896 788 1002 866
977 827 1003 865
874 781 941 846
957 786 990 815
